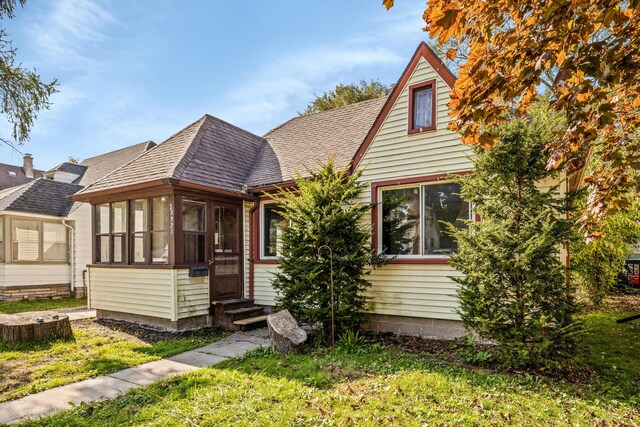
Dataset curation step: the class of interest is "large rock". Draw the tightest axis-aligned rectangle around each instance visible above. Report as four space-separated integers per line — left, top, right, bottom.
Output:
266 310 307 354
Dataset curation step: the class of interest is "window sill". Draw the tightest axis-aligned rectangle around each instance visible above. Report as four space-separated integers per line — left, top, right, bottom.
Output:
385 257 450 265
254 258 279 265
89 264 175 269
408 125 436 135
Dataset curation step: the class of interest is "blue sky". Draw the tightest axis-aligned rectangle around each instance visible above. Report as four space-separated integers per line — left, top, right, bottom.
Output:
1 0 428 170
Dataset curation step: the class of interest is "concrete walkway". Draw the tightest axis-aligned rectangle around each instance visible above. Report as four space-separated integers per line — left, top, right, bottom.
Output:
48 306 97 321
0 328 270 425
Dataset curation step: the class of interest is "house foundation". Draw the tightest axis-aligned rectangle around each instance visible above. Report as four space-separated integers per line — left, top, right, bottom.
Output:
0 284 71 302
366 314 467 340
96 309 211 331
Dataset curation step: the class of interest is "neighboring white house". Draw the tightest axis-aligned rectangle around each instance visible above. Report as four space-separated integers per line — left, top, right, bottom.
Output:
71 43 577 337
0 142 155 301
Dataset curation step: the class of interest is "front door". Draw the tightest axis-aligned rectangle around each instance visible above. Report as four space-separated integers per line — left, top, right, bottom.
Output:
210 204 243 300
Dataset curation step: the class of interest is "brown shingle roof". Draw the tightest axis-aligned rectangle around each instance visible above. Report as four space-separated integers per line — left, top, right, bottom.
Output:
77 115 266 195
246 96 388 187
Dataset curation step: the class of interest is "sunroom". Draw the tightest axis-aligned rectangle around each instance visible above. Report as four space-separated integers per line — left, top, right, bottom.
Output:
71 114 265 330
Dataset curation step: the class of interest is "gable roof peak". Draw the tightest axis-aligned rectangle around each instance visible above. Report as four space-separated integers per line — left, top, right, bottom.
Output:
350 42 457 171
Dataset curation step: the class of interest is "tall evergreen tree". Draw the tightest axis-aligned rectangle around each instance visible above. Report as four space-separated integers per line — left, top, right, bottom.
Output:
271 160 383 342
448 103 578 368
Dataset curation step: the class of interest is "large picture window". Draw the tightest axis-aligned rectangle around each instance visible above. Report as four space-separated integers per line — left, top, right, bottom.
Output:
183 199 206 263
261 203 287 258
380 182 469 257
8 218 68 263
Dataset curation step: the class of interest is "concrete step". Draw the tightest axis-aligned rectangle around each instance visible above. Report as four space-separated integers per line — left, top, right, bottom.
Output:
224 306 265 321
233 315 267 331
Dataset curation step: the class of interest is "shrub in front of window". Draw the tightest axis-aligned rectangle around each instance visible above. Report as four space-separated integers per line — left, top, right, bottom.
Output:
271 160 385 343
447 102 578 368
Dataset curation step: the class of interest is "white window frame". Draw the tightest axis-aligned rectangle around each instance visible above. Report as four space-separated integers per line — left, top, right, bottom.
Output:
260 201 289 259
377 180 472 259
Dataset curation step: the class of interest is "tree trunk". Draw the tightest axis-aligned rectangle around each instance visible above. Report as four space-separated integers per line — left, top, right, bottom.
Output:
0 311 72 344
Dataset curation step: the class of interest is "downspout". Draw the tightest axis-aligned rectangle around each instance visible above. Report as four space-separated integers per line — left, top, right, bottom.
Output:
62 220 75 294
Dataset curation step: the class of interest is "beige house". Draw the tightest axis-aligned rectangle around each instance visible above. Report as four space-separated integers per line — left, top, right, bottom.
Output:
0 142 155 301
72 43 574 337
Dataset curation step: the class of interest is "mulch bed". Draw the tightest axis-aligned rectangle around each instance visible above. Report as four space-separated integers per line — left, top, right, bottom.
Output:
92 318 222 343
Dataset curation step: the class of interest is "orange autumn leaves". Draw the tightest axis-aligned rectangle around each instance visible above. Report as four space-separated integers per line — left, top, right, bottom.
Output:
384 0 640 235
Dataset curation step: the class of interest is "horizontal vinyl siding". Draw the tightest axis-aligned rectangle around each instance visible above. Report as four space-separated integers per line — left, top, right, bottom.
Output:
254 264 278 306
176 269 209 319
0 264 70 287
356 57 472 321
88 267 175 320
243 201 252 299
364 264 461 321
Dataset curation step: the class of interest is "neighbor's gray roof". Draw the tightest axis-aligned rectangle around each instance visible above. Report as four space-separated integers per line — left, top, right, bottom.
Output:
45 162 88 176
78 140 156 186
77 115 266 195
0 162 44 190
246 96 388 187
0 179 83 217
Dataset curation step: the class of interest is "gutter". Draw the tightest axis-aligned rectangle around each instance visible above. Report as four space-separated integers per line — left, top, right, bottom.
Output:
61 220 75 293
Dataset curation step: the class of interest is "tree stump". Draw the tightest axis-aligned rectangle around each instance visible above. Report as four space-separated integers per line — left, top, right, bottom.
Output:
0 311 72 344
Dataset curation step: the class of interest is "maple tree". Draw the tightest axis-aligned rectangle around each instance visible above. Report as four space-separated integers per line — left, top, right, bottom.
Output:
383 0 640 235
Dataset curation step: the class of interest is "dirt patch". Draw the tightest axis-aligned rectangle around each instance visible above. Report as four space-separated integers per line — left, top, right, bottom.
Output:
365 332 461 363
364 331 598 387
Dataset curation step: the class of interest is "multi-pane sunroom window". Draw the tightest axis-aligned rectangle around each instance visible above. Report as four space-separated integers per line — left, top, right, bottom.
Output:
381 182 469 256
95 197 169 264
151 197 169 263
130 198 148 263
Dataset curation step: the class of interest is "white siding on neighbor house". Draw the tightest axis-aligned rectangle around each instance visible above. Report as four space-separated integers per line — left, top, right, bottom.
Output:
68 203 92 290
176 269 209 319
88 267 176 320
0 264 70 287
355 57 472 321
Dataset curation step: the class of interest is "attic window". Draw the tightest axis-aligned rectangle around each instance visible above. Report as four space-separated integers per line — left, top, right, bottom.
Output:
408 80 436 134
8 171 16 177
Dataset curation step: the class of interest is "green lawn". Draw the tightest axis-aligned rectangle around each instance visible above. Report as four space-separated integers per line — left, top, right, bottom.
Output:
0 297 87 314
0 319 223 403
16 299 639 427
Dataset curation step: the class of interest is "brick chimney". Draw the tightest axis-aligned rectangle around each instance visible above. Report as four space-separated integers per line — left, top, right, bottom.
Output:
23 153 34 179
